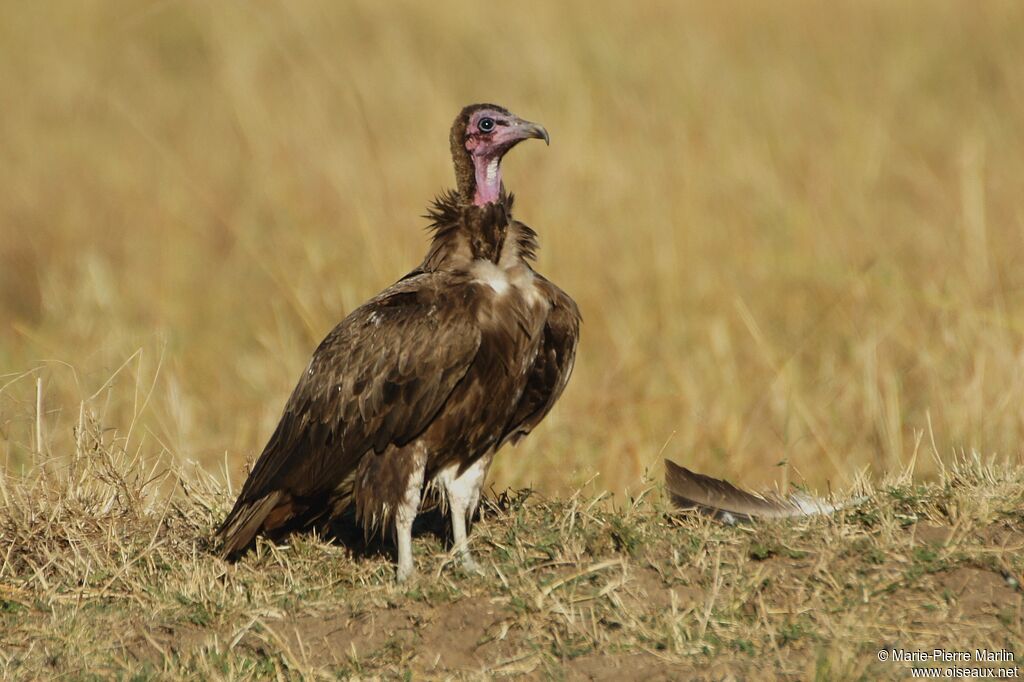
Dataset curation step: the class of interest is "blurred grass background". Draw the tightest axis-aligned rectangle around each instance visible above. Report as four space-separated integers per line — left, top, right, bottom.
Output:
2 0 1023 495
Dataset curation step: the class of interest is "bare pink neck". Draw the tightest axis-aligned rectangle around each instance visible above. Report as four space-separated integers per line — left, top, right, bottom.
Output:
473 157 502 206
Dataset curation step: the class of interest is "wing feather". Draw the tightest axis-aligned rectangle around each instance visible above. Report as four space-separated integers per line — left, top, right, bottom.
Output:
217 273 480 552
501 277 580 446
665 459 852 523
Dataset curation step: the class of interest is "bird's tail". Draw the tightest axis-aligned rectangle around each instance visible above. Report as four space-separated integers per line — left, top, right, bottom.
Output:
665 459 858 524
215 491 283 560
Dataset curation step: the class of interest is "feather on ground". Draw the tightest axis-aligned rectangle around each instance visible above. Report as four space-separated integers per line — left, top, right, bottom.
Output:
664 459 853 524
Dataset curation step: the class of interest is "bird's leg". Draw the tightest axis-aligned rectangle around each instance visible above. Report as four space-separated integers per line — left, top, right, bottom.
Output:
448 491 480 574
439 455 492 574
394 446 427 583
395 507 417 583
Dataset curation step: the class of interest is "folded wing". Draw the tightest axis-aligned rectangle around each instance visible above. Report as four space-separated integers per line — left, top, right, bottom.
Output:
217 274 481 557
501 277 580 446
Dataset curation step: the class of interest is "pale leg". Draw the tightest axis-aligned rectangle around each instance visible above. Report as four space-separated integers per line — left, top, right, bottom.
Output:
395 446 427 582
395 511 417 582
448 492 480 573
438 454 492 573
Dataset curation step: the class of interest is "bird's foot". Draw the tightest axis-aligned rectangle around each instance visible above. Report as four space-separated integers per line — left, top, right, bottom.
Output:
397 561 416 583
459 553 484 576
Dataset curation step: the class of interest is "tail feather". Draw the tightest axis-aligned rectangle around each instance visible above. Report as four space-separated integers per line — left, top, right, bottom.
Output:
216 491 283 560
665 459 848 524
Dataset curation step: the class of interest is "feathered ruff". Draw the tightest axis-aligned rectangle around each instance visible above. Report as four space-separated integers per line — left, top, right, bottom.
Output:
422 191 538 267
664 459 851 524
423 188 466 230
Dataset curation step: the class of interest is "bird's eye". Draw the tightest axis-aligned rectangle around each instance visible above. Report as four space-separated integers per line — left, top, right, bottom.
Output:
478 117 495 132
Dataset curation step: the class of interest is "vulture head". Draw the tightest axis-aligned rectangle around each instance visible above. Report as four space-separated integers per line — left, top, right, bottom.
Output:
450 103 549 207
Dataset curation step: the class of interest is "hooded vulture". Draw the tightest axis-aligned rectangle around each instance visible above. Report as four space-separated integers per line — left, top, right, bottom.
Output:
217 104 580 581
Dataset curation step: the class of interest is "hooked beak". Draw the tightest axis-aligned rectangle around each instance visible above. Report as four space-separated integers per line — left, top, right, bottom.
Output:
511 118 550 146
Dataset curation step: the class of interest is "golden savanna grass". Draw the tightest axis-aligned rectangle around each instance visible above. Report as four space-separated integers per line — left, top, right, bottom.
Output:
1 4 1023 677
3 1 1024 494
1 419 1022 678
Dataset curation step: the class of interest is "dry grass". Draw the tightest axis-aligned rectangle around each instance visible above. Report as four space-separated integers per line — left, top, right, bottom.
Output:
2 1 1024 494
0 406 1021 679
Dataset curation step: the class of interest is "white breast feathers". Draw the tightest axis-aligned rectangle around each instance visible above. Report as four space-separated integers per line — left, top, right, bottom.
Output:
471 260 511 295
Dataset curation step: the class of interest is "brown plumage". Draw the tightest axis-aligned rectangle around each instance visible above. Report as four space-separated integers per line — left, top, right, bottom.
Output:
217 104 579 580
664 459 846 523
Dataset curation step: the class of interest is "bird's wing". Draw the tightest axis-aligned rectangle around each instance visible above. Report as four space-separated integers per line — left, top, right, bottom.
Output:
501 276 580 446
218 273 480 549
